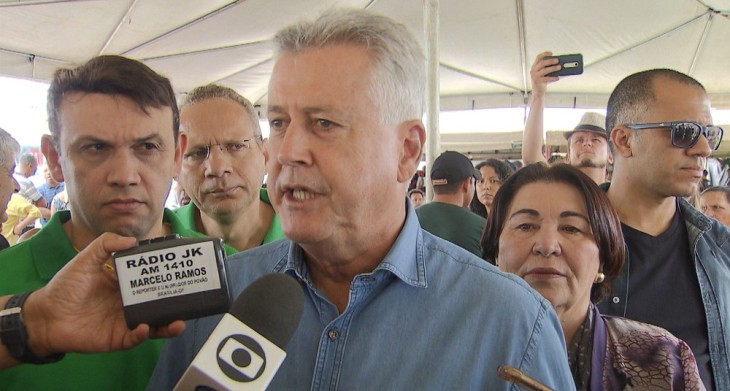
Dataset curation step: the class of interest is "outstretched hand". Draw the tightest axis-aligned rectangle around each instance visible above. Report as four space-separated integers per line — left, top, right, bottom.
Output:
22 233 186 357
530 51 561 96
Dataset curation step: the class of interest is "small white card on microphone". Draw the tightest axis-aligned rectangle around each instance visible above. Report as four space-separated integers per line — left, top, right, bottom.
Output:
115 241 222 306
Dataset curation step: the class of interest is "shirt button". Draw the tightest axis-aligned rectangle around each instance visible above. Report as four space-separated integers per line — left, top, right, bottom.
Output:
328 329 340 341
612 297 620 304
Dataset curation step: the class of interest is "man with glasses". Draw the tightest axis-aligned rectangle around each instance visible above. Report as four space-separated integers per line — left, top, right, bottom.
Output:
598 68 728 390
176 84 284 252
700 186 730 227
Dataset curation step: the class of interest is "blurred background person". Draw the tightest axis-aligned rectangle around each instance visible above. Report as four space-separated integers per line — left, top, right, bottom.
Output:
482 163 703 390
700 186 730 227
0 127 21 250
408 188 425 208
50 189 69 216
37 165 64 226
470 159 514 218
2 193 40 246
172 180 190 208
13 153 50 226
417 151 485 256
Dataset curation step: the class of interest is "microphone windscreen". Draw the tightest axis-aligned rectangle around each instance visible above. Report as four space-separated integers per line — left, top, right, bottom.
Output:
228 273 304 349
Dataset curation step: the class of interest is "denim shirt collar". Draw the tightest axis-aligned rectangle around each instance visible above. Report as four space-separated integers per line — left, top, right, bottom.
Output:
279 199 427 289
678 196 711 234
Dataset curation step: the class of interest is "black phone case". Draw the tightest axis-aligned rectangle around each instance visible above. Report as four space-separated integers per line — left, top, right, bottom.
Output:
545 54 583 76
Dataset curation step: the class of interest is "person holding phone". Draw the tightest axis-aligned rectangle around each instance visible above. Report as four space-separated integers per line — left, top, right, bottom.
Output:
522 52 612 185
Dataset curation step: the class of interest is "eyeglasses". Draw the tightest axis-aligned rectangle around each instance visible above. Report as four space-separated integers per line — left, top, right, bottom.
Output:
183 137 260 163
624 121 724 151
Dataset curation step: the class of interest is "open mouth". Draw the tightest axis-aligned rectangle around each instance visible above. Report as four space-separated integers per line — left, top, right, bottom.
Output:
292 189 314 200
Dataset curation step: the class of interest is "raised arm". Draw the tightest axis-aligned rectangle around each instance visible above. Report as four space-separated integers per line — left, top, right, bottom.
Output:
522 52 561 164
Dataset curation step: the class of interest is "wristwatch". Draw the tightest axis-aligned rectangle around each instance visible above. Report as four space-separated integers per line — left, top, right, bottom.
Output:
0 292 65 364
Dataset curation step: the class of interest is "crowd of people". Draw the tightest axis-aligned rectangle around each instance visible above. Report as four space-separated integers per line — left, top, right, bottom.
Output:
0 7 728 391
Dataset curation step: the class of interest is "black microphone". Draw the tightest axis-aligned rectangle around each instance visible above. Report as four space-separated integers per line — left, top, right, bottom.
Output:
174 273 305 391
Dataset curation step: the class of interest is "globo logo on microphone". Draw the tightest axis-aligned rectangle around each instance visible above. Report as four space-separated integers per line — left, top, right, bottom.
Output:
217 335 267 382
173 274 302 391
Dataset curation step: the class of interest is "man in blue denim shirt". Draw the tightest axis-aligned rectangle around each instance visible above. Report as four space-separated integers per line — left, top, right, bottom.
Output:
600 69 729 390
148 8 574 390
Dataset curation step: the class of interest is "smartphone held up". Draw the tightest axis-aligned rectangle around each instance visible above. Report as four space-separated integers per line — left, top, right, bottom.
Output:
545 53 583 77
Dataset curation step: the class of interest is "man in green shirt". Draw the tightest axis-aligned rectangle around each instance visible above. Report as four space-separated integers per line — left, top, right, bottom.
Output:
175 84 284 252
416 151 486 256
0 55 188 390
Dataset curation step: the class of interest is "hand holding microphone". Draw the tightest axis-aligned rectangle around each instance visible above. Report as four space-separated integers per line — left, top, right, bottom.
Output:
24 233 187 356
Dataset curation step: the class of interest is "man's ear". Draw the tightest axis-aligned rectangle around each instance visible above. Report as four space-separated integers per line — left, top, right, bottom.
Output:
41 134 64 183
610 126 633 158
397 120 426 183
462 177 472 193
174 132 188 178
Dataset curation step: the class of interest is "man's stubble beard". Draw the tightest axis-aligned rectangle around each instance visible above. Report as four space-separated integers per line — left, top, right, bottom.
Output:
575 159 607 169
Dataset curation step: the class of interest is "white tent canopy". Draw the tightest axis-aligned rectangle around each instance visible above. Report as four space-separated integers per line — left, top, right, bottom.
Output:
1 0 729 155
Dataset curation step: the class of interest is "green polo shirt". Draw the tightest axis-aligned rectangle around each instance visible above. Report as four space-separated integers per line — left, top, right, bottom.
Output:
174 188 285 252
0 209 209 391
416 201 487 257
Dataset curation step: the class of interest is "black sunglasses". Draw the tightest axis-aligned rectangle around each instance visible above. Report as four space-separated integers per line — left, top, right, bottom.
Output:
624 121 724 151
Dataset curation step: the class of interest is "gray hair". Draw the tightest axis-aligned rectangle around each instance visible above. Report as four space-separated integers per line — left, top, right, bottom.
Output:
0 127 20 167
273 8 425 125
180 84 262 139
18 153 36 167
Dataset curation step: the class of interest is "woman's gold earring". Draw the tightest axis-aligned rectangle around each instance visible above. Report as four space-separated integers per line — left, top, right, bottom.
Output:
595 273 605 284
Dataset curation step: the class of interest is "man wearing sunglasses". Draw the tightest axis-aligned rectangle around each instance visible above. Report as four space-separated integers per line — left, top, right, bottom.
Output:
599 68 728 390
175 84 284 252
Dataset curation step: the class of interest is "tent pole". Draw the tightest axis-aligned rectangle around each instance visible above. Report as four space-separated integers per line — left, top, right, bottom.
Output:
586 12 707 69
438 63 522 92
98 0 140 55
121 0 242 56
516 0 528 95
688 12 713 75
424 0 440 202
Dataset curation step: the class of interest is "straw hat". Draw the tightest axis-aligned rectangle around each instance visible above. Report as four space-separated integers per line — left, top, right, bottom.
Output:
563 112 607 140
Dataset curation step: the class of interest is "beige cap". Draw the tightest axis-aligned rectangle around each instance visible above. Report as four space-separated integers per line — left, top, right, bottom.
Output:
563 112 607 140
